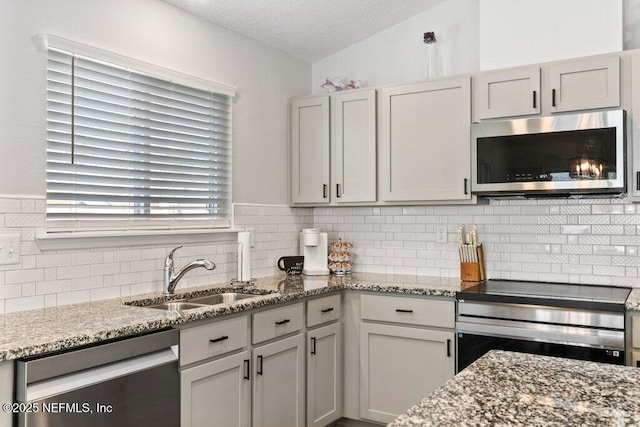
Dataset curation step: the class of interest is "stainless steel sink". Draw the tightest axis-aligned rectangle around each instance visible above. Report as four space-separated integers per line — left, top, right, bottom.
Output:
186 292 259 305
146 301 208 311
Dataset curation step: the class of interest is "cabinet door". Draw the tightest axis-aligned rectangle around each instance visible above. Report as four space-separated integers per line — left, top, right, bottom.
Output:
360 323 455 424
332 89 377 203
290 96 330 204
253 334 305 427
630 52 640 199
381 77 471 202
307 322 342 427
477 66 540 119
549 56 620 113
181 351 250 427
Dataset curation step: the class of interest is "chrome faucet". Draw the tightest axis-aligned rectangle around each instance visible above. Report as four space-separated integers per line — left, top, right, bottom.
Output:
163 245 216 294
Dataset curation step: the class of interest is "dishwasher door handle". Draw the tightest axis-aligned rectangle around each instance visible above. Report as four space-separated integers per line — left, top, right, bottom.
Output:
21 348 177 402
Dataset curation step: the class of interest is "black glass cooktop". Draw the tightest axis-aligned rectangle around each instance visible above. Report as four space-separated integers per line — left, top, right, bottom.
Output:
458 279 631 308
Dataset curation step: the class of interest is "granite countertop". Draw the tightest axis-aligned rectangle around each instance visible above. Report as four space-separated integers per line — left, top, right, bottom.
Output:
0 272 463 361
390 350 640 427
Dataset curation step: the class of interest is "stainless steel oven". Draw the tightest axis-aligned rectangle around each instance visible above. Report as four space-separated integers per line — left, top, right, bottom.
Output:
471 110 626 196
456 280 630 372
16 329 179 427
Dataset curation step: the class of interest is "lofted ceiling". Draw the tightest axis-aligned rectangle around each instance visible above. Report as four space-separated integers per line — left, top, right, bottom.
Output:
162 0 446 63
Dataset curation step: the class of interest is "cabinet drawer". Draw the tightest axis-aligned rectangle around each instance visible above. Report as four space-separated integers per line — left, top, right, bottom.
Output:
307 294 341 327
633 316 640 348
253 303 304 344
360 294 454 328
633 351 640 368
180 315 248 366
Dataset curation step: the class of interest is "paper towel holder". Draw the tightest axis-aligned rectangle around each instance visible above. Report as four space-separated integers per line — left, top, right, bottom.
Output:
231 233 255 286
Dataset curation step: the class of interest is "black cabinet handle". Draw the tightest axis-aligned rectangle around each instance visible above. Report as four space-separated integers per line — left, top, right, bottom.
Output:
321 307 334 313
336 184 342 198
209 335 229 344
395 309 413 313
311 337 316 355
636 172 640 191
257 355 263 375
244 359 250 380
532 90 537 109
447 339 451 357
464 178 468 195
322 184 328 198
552 89 557 107
636 360 640 368
275 319 291 325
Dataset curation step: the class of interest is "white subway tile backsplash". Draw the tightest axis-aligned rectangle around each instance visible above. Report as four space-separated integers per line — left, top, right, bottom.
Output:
5 197 640 313
6 269 44 284
6 296 44 313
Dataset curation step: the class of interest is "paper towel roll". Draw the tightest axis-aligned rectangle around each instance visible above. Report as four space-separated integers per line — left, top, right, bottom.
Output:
237 232 251 281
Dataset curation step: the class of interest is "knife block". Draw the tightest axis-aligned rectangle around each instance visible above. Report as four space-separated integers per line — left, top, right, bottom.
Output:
460 244 486 282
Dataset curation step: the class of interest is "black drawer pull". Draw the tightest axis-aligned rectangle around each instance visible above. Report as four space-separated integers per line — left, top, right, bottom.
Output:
257 355 263 375
552 88 557 107
275 319 291 325
311 337 316 355
209 335 229 344
336 184 342 198
532 90 537 109
463 178 468 195
447 339 451 357
322 184 328 198
395 309 413 313
321 307 334 313
244 359 250 380
636 172 640 191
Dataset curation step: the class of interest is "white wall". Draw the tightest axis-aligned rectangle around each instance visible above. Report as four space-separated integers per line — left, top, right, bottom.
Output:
311 0 479 93
479 0 623 71
0 0 310 204
625 0 640 49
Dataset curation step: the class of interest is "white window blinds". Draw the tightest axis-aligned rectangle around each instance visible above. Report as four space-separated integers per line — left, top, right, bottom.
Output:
46 49 232 232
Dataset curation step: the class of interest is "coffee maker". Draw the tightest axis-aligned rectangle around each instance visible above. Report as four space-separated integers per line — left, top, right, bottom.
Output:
299 229 329 275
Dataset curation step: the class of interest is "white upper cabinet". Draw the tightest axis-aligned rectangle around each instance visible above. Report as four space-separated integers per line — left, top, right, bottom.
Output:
290 96 330 204
332 89 377 203
549 56 620 113
380 76 471 202
477 66 541 119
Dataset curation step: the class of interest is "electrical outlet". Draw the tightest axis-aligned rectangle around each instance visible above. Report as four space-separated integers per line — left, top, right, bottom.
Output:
0 234 21 265
436 225 448 244
246 228 255 248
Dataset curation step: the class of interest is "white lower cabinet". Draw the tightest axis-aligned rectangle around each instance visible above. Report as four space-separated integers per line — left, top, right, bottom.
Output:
180 351 251 427
252 333 305 427
359 322 455 424
307 322 342 427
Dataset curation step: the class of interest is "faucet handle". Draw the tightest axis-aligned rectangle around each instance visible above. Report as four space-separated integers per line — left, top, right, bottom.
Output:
166 245 183 266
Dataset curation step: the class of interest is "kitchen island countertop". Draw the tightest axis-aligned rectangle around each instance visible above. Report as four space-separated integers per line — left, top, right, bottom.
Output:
389 350 640 427
0 272 462 361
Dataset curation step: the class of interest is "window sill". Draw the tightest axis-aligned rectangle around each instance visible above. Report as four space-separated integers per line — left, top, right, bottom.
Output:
36 228 242 251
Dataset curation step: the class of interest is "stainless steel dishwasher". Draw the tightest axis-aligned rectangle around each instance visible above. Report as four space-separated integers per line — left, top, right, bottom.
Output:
16 329 179 427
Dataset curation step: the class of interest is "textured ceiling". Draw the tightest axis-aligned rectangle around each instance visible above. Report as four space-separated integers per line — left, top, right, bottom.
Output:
162 0 446 63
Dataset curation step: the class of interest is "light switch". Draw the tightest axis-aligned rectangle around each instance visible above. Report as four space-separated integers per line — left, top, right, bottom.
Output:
0 234 21 265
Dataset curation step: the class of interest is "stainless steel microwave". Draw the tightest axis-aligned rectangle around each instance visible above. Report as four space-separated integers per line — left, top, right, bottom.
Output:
471 110 626 196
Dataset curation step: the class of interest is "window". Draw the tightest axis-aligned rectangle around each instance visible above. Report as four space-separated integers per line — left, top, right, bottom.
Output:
46 48 232 232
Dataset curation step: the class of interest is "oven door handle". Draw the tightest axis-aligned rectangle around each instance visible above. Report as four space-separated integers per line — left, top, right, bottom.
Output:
456 321 625 351
21 348 178 402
